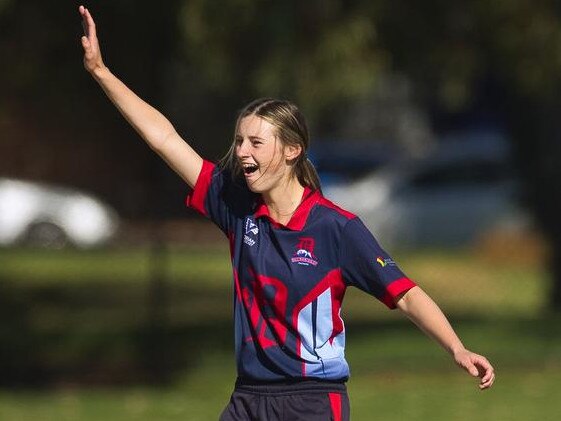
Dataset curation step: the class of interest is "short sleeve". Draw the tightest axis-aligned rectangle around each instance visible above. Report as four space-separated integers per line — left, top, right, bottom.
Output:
340 218 416 309
185 160 231 234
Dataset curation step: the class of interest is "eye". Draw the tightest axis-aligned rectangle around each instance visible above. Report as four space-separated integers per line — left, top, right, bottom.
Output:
251 140 262 147
235 135 243 146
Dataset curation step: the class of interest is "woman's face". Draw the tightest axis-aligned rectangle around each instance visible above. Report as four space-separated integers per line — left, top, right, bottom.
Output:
235 115 298 193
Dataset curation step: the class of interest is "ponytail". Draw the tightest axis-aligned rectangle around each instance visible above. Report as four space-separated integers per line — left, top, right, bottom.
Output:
296 156 322 192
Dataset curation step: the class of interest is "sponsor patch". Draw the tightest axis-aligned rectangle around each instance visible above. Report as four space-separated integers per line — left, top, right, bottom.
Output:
244 217 259 247
244 235 256 246
376 256 396 268
245 218 259 235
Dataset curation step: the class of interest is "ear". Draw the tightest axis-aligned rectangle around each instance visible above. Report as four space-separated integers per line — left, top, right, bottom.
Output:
284 144 302 161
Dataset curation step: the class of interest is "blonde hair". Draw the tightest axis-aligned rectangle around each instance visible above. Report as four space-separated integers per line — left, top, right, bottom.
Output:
220 98 321 191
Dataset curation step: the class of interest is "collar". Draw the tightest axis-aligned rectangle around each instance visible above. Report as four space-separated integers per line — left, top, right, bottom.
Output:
253 187 321 231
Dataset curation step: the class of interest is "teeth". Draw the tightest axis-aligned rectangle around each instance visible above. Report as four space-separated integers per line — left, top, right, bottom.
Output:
242 163 259 174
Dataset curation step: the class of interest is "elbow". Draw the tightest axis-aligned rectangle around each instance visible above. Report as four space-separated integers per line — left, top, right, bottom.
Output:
394 285 421 312
150 128 178 154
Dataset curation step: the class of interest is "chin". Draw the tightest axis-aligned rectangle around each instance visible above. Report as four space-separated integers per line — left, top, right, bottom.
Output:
245 177 276 194
244 171 286 194
246 182 266 193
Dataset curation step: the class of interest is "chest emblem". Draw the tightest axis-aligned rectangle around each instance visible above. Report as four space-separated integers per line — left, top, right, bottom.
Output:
291 237 319 266
244 217 259 246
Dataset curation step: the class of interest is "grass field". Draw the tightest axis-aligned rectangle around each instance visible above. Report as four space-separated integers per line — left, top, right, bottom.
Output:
1 244 560 420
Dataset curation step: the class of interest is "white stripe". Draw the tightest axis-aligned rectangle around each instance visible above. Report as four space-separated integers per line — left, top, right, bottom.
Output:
297 302 316 361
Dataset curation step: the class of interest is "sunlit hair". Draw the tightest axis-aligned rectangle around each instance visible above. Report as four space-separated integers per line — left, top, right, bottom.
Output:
220 98 321 191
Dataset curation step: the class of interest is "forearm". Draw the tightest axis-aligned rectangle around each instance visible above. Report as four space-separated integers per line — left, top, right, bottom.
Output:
396 286 465 356
91 66 202 186
396 286 496 389
92 66 176 152
79 6 203 186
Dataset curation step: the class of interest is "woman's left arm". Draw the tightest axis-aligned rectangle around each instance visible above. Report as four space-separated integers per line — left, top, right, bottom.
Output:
395 286 496 390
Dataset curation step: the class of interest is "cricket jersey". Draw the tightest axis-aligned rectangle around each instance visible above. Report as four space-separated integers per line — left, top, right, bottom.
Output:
186 160 416 382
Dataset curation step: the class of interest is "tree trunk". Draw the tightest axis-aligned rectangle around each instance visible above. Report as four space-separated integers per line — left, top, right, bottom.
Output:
509 96 561 311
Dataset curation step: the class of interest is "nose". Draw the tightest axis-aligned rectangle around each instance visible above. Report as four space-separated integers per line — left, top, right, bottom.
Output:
236 138 250 158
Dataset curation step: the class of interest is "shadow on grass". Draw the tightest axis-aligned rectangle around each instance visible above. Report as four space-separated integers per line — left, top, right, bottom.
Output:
0 275 232 388
1 275 560 389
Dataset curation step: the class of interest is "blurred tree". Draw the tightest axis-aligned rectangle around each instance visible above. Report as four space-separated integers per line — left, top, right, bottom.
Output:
2 0 560 309
368 0 561 310
176 0 561 310
178 0 386 120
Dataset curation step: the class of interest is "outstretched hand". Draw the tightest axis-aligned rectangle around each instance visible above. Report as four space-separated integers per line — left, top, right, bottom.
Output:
454 348 495 390
79 5 105 74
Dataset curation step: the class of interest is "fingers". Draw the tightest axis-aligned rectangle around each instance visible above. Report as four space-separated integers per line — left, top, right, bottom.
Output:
456 351 496 390
468 355 495 390
85 7 97 38
78 5 104 73
474 358 495 390
78 5 97 39
478 369 495 389
479 371 495 390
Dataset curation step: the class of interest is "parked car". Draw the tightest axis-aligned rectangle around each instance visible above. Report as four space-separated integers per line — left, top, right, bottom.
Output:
324 132 528 249
0 178 119 248
309 140 398 189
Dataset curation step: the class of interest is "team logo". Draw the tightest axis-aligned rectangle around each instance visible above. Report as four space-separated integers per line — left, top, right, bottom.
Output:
244 217 259 247
376 256 396 268
291 237 319 266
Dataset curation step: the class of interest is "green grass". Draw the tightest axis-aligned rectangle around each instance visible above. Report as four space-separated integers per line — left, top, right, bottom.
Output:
0 320 559 421
0 245 559 420
0 246 232 287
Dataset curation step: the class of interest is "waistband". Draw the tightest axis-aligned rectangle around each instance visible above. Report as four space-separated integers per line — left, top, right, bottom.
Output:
234 377 347 396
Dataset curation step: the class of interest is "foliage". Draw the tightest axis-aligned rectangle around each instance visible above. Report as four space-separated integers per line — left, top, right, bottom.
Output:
177 0 561 112
179 0 384 117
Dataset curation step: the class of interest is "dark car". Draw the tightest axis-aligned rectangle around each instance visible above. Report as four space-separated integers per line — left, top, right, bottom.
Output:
324 132 529 249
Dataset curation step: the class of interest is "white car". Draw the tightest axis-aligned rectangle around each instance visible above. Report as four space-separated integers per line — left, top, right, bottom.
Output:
0 178 119 248
324 135 528 249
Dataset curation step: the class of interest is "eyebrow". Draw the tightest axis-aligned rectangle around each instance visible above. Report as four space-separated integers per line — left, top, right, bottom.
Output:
236 134 267 141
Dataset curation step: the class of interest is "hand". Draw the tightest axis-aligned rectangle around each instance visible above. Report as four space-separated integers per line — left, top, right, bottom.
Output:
79 5 105 74
453 348 495 390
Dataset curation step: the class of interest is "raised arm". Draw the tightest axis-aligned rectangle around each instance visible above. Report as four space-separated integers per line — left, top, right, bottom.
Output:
78 5 203 187
395 286 495 390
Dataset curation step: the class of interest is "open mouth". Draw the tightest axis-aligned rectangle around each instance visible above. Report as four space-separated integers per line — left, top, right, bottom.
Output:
243 164 259 175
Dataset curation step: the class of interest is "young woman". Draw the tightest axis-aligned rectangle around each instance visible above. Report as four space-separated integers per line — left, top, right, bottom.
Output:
79 5 495 420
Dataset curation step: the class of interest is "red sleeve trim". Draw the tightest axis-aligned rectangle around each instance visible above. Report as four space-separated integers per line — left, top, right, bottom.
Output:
381 277 417 309
185 160 216 216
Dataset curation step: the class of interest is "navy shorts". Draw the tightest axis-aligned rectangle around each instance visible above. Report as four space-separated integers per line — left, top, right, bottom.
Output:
219 378 350 421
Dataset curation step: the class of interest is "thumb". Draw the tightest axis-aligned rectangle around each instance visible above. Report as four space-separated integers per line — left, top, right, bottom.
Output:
81 35 90 49
465 362 479 377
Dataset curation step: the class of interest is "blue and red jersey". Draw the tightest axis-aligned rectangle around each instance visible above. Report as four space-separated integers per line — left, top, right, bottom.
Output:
186 160 416 382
